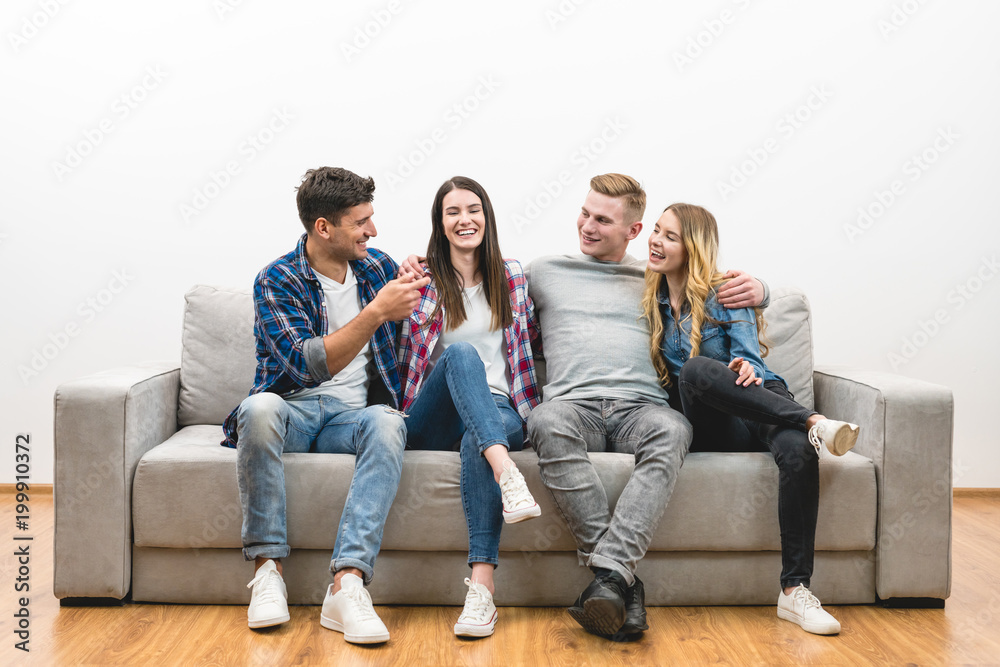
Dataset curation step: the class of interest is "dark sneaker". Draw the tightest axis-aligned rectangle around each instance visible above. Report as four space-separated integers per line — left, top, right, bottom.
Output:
616 576 649 637
567 571 628 636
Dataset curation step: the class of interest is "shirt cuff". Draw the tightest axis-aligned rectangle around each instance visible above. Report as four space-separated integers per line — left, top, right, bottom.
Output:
303 336 332 384
758 278 770 309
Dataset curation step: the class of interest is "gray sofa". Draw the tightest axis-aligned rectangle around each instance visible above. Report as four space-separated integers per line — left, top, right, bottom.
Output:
53 285 954 607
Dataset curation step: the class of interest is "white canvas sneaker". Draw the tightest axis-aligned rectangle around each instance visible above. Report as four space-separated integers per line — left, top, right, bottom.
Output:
454 578 498 638
246 559 290 629
499 459 541 524
777 585 841 635
808 419 860 456
320 573 390 644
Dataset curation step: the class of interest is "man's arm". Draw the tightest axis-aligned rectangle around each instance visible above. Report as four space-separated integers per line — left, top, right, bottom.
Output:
716 270 770 309
321 273 429 376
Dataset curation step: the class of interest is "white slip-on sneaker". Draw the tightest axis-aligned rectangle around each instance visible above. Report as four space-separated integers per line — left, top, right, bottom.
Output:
320 573 390 644
246 559 290 629
777 585 841 635
499 459 541 524
454 578 498 638
808 419 860 457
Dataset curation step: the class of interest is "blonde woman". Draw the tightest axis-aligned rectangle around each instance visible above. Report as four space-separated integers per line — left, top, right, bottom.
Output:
641 203 859 636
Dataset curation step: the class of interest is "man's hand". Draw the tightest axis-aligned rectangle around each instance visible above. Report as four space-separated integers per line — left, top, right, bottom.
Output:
728 356 762 387
398 254 427 279
370 272 430 322
717 270 764 309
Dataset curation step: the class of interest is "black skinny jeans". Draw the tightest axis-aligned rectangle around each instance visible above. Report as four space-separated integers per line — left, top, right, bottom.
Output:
674 356 819 589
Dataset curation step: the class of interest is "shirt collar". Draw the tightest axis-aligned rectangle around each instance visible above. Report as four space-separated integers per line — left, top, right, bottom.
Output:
293 232 371 286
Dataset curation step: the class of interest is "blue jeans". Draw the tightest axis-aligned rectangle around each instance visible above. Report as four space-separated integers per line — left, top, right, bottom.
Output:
235 391 405 584
405 342 525 567
528 398 691 586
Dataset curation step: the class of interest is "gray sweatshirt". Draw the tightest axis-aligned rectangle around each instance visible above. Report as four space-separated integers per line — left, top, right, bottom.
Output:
528 253 670 405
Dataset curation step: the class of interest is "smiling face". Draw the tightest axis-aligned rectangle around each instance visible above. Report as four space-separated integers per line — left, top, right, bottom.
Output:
647 209 687 277
577 190 642 262
441 188 486 253
320 201 377 262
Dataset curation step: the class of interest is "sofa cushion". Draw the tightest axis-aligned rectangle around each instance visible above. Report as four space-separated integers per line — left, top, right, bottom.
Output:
132 426 875 553
762 286 815 410
178 286 256 427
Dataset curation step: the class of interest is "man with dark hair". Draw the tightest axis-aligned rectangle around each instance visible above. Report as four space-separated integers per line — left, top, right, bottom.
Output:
527 173 768 641
223 166 429 644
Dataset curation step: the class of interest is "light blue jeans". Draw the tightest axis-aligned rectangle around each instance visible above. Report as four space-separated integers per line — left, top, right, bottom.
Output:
405 342 525 567
235 391 405 584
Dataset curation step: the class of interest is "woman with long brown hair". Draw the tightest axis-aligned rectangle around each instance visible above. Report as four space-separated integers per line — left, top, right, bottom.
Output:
641 202 859 636
397 176 541 638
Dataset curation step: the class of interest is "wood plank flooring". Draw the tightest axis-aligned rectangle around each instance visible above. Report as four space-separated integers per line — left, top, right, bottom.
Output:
1 492 998 665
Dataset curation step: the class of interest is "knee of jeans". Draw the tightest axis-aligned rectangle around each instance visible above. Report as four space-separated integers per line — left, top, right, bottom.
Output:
773 431 818 470
441 341 479 366
679 356 723 386
237 392 287 436
362 407 406 455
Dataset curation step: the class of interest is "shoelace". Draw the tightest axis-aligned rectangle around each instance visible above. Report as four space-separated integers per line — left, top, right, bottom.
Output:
792 586 822 610
500 464 533 509
807 425 823 453
342 585 379 623
458 578 491 621
247 568 283 605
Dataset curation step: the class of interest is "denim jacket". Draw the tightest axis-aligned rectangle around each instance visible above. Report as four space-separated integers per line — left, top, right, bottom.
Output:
657 282 786 387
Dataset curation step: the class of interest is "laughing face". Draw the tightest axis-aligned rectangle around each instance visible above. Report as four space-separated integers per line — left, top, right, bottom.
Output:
324 201 377 262
442 188 486 252
646 209 687 276
576 190 641 262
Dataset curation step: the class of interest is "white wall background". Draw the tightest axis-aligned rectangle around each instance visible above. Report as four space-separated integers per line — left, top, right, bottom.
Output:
2 0 997 486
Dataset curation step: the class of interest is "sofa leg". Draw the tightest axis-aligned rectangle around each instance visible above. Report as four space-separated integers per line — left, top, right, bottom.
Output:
59 593 130 607
877 596 946 609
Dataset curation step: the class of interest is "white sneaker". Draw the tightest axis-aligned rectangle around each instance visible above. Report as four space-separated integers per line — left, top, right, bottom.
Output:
499 459 541 524
808 419 860 456
320 573 390 644
777 585 841 635
454 578 498 638
246 559 290 629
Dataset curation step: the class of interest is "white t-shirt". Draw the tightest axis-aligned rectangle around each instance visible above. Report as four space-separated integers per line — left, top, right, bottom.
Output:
427 282 510 398
292 265 371 408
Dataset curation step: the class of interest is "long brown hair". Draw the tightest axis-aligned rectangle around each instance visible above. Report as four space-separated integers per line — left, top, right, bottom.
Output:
427 176 512 331
640 203 770 387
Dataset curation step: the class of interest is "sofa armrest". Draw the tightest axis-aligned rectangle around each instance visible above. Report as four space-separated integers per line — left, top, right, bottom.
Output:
813 365 953 602
54 362 180 601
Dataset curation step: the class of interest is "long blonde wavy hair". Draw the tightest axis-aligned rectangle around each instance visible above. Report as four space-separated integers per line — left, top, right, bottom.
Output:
640 203 769 387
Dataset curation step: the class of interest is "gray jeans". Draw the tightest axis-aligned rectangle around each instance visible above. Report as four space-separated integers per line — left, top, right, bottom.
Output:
527 398 691 586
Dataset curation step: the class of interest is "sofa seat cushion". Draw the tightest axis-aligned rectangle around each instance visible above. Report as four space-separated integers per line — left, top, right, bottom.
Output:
132 426 876 553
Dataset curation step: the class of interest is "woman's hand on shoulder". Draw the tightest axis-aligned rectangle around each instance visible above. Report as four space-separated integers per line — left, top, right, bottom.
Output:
398 254 428 279
728 356 762 387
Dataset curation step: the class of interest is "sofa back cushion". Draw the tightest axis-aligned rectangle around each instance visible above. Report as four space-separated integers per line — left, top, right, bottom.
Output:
178 285 256 427
759 286 814 410
177 283 814 426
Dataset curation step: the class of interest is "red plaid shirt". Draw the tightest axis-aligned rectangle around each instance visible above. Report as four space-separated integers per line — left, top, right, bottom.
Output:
398 259 541 420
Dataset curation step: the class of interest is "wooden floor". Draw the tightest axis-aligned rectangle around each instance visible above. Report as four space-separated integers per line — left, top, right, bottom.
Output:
2 492 999 666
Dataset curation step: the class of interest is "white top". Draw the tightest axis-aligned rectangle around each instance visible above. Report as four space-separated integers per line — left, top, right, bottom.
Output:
428 282 510 398
292 264 371 408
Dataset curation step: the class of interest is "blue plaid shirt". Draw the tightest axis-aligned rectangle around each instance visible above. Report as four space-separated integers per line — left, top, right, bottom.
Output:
222 233 401 447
